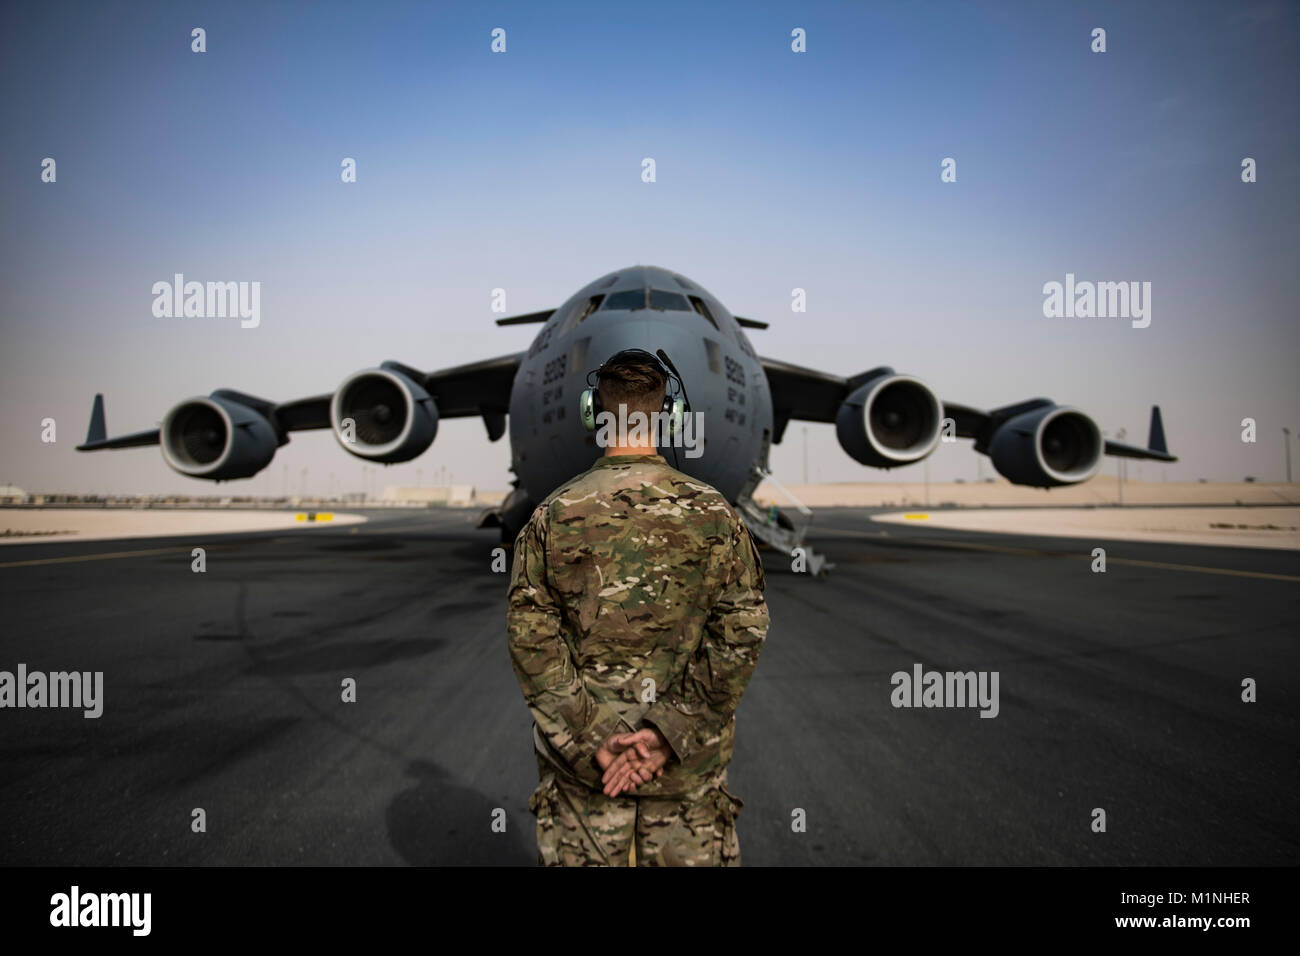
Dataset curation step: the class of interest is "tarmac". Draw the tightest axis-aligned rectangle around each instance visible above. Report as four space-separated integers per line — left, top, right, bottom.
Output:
0 507 1295 865
0 508 367 545
872 506 1300 549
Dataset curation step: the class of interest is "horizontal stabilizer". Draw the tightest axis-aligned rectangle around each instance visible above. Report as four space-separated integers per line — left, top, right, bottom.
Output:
494 309 555 327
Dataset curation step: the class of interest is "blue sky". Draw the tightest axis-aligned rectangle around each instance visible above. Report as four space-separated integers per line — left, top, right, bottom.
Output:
1 0 1296 495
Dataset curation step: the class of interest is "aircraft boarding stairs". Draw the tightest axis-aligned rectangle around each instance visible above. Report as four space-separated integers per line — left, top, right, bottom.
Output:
734 466 833 577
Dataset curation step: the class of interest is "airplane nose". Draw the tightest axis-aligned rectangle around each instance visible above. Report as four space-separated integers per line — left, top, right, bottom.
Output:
583 315 707 375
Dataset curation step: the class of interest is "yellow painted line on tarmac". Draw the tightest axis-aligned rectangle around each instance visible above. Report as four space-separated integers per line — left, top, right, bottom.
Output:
1097 556 1300 583
818 526 1300 583
295 512 334 522
2 514 354 566
903 513 929 520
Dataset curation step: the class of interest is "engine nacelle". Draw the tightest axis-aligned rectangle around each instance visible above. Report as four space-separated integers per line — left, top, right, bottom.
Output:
331 367 438 463
161 396 278 481
836 373 943 468
989 405 1102 487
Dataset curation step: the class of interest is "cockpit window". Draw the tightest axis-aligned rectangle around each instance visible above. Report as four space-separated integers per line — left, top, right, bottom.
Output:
599 287 699 316
556 293 605 333
648 289 691 312
688 295 719 330
601 289 646 311
562 294 604 332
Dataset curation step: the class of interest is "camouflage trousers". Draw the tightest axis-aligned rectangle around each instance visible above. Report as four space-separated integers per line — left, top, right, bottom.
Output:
528 755 744 866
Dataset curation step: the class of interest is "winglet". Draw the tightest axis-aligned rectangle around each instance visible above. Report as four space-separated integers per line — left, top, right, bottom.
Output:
85 394 106 445
1147 405 1167 455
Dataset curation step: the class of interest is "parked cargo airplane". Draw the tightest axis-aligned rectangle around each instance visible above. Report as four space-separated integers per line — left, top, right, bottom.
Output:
78 265 1174 572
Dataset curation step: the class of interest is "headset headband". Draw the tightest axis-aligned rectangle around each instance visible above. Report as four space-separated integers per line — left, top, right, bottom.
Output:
586 348 672 388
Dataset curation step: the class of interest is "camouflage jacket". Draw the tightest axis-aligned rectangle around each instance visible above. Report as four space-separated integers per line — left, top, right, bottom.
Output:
506 452 769 796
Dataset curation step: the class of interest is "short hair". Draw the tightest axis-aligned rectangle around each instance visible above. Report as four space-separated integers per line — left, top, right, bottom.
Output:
598 353 666 421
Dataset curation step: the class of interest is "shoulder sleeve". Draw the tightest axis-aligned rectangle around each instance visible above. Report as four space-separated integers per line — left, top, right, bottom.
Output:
641 507 770 765
506 502 625 786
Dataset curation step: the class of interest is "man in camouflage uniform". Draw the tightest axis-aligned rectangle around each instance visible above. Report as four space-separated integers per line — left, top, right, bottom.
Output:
507 350 769 866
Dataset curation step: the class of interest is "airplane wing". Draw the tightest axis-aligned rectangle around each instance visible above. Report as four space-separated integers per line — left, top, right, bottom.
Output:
417 351 523 440
77 351 526 451
1101 405 1174 461
759 356 887 441
759 355 1176 463
76 395 164 450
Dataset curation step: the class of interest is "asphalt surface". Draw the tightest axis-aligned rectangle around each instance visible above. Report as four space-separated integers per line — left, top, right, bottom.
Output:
1 507 1296 866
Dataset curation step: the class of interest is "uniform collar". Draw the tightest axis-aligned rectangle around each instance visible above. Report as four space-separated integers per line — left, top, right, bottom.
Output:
594 452 665 467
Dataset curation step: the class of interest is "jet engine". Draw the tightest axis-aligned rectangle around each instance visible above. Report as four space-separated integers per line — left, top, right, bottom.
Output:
835 373 943 468
989 405 1102 486
161 396 278 480
330 367 438 463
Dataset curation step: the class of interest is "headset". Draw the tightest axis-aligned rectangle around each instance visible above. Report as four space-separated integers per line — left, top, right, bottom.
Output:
579 348 692 465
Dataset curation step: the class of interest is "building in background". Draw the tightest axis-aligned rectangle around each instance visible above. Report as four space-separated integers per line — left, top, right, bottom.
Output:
0 485 28 504
380 485 505 508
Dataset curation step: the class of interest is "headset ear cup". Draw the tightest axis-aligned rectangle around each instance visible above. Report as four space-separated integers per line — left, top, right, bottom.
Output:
664 397 684 436
579 388 598 432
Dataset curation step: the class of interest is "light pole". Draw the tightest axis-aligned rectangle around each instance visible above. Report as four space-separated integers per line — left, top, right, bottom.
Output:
802 427 808 485
1115 427 1127 506
1285 428 1292 482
